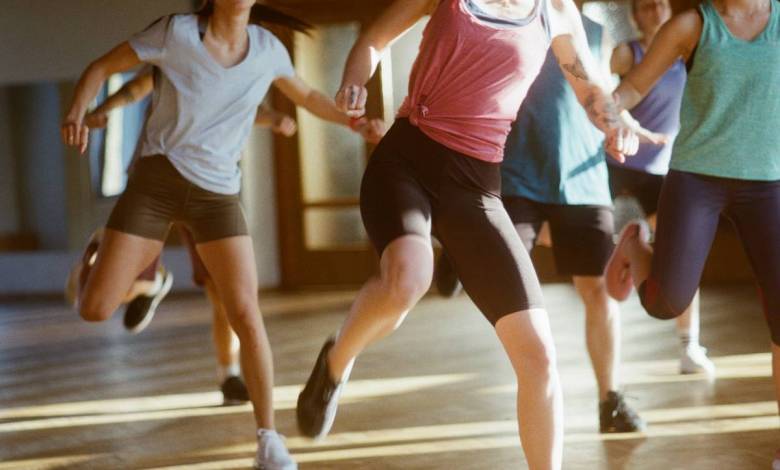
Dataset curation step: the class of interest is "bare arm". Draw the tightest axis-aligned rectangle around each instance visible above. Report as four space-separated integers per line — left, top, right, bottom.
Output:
273 75 387 143
614 10 701 110
84 71 154 129
337 0 437 116
62 42 143 153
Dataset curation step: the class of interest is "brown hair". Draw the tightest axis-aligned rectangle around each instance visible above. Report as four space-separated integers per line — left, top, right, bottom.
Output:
198 1 313 34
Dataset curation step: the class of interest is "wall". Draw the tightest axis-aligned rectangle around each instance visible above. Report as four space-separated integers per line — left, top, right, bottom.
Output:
0 0 193 85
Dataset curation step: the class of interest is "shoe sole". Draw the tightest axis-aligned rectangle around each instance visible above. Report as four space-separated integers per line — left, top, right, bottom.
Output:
127 271 174 334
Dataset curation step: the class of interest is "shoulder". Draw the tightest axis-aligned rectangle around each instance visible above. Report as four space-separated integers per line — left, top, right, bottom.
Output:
666 8 705 35
250 25 287 51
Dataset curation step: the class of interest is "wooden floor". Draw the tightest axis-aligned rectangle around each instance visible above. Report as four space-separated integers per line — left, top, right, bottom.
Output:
1 284 778 469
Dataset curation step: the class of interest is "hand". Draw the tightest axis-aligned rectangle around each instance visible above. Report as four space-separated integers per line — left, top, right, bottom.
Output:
84 111 108 129
61 116 90 155
335 84 367 118
357 118 386 145
271 115 297 137
604 113 667 163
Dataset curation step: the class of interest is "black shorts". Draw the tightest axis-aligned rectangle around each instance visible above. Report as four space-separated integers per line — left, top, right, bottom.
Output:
608 164 665 216
361 119 545 325
107 155 248 244
503 197 615 277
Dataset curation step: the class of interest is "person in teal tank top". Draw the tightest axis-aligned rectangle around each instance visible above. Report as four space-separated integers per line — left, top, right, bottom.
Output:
607 0 780 464
610 0 715 377
436 12 646 433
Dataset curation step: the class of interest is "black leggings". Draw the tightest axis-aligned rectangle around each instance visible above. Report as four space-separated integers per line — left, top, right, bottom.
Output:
361 119 545 325
639 170 780 344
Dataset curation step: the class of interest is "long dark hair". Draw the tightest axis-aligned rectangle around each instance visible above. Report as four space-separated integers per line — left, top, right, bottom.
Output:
198 1 313 34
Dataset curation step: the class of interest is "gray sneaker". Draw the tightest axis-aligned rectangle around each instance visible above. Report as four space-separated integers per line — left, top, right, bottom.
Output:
254 430 296 470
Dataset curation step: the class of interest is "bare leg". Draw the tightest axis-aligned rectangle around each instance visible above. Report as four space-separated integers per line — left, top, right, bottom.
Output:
79 229 164 322
327 235 434 381
573 276 620 401
496 310 563 470
205 278 240 374
196 236 273 428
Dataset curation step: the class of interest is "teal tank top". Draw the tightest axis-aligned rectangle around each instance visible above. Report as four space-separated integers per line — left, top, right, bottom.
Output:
671 0 780 180
501 16 611 206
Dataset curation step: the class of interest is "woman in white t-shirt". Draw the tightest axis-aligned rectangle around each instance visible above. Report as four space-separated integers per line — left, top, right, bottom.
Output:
61 2 378 468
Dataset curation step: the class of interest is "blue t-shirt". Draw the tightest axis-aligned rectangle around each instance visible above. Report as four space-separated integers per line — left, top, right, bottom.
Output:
130 14 295 194
501 16 611 206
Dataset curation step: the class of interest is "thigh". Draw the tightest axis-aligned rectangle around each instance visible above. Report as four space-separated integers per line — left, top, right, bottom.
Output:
503 196 545 252
82 229 164 314
643 171 726 310
728 180 780 342
360 134 433 257
195 236 259 313
436 188 545 325
547 205 615 277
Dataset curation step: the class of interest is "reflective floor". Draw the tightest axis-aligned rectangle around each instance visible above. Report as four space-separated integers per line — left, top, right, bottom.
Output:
1 285 777 469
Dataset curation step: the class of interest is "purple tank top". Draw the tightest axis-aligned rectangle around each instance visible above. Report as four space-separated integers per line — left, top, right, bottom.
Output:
615 40 686 175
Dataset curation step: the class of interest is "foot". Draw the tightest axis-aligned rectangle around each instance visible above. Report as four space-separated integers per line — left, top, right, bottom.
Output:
296 338 347 439
605 220 649 301
123 268 173 334
254 429 297 470
679 344 716 375
221 376 250 406
773 449 780 470
435 253 463 298
599 391 646 433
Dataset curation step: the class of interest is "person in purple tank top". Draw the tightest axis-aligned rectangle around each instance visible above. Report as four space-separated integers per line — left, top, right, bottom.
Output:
609 0 715 376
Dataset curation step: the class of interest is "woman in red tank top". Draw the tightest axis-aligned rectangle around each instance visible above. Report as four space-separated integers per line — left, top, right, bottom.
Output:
296 1 659 468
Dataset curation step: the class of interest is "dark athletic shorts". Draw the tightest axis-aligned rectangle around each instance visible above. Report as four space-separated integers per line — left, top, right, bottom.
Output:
361 119 545 325
107 155 248 244
503 196 615 277
608 164 665 216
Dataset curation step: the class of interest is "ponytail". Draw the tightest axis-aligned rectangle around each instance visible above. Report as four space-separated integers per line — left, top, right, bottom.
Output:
198 1 313 35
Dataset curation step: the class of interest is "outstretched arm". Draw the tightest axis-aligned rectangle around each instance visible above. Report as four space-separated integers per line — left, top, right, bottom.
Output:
614 10 701 110
547 0 643 160
273 75 387 144
84 70 153 129
62 42 143 154
337 0 437 116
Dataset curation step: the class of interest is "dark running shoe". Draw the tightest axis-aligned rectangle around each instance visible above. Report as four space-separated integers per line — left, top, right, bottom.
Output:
435 252 463 298
296 338 346 439
123 268 173 334
221 376 250 406
599 391 646 433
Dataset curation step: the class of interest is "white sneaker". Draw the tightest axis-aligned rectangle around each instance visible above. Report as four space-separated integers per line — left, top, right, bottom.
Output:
772 449 780 470
679 345 716 375
254 430 297 470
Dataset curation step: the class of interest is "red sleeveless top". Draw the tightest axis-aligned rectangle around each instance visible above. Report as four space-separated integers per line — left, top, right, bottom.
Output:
397 0 550 162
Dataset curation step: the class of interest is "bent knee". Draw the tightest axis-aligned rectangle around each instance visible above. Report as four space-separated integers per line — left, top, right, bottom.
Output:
639 280 688 320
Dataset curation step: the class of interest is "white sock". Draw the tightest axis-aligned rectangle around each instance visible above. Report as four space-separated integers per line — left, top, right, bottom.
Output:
678 329 700 349
217 363 241 382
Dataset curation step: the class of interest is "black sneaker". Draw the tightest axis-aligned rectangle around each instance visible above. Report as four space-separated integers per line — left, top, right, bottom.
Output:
599 391 646 433
221 376 250 406
123 268 173 334
296 338 345 439
435 252 463 298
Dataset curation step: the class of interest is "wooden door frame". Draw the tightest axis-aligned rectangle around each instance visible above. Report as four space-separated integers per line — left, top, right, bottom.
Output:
271 3 396 288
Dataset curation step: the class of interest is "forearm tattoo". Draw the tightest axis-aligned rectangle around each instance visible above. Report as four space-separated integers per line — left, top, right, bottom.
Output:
561 57 589 81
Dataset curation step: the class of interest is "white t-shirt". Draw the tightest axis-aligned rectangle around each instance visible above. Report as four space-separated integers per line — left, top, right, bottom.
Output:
129 14 295 194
